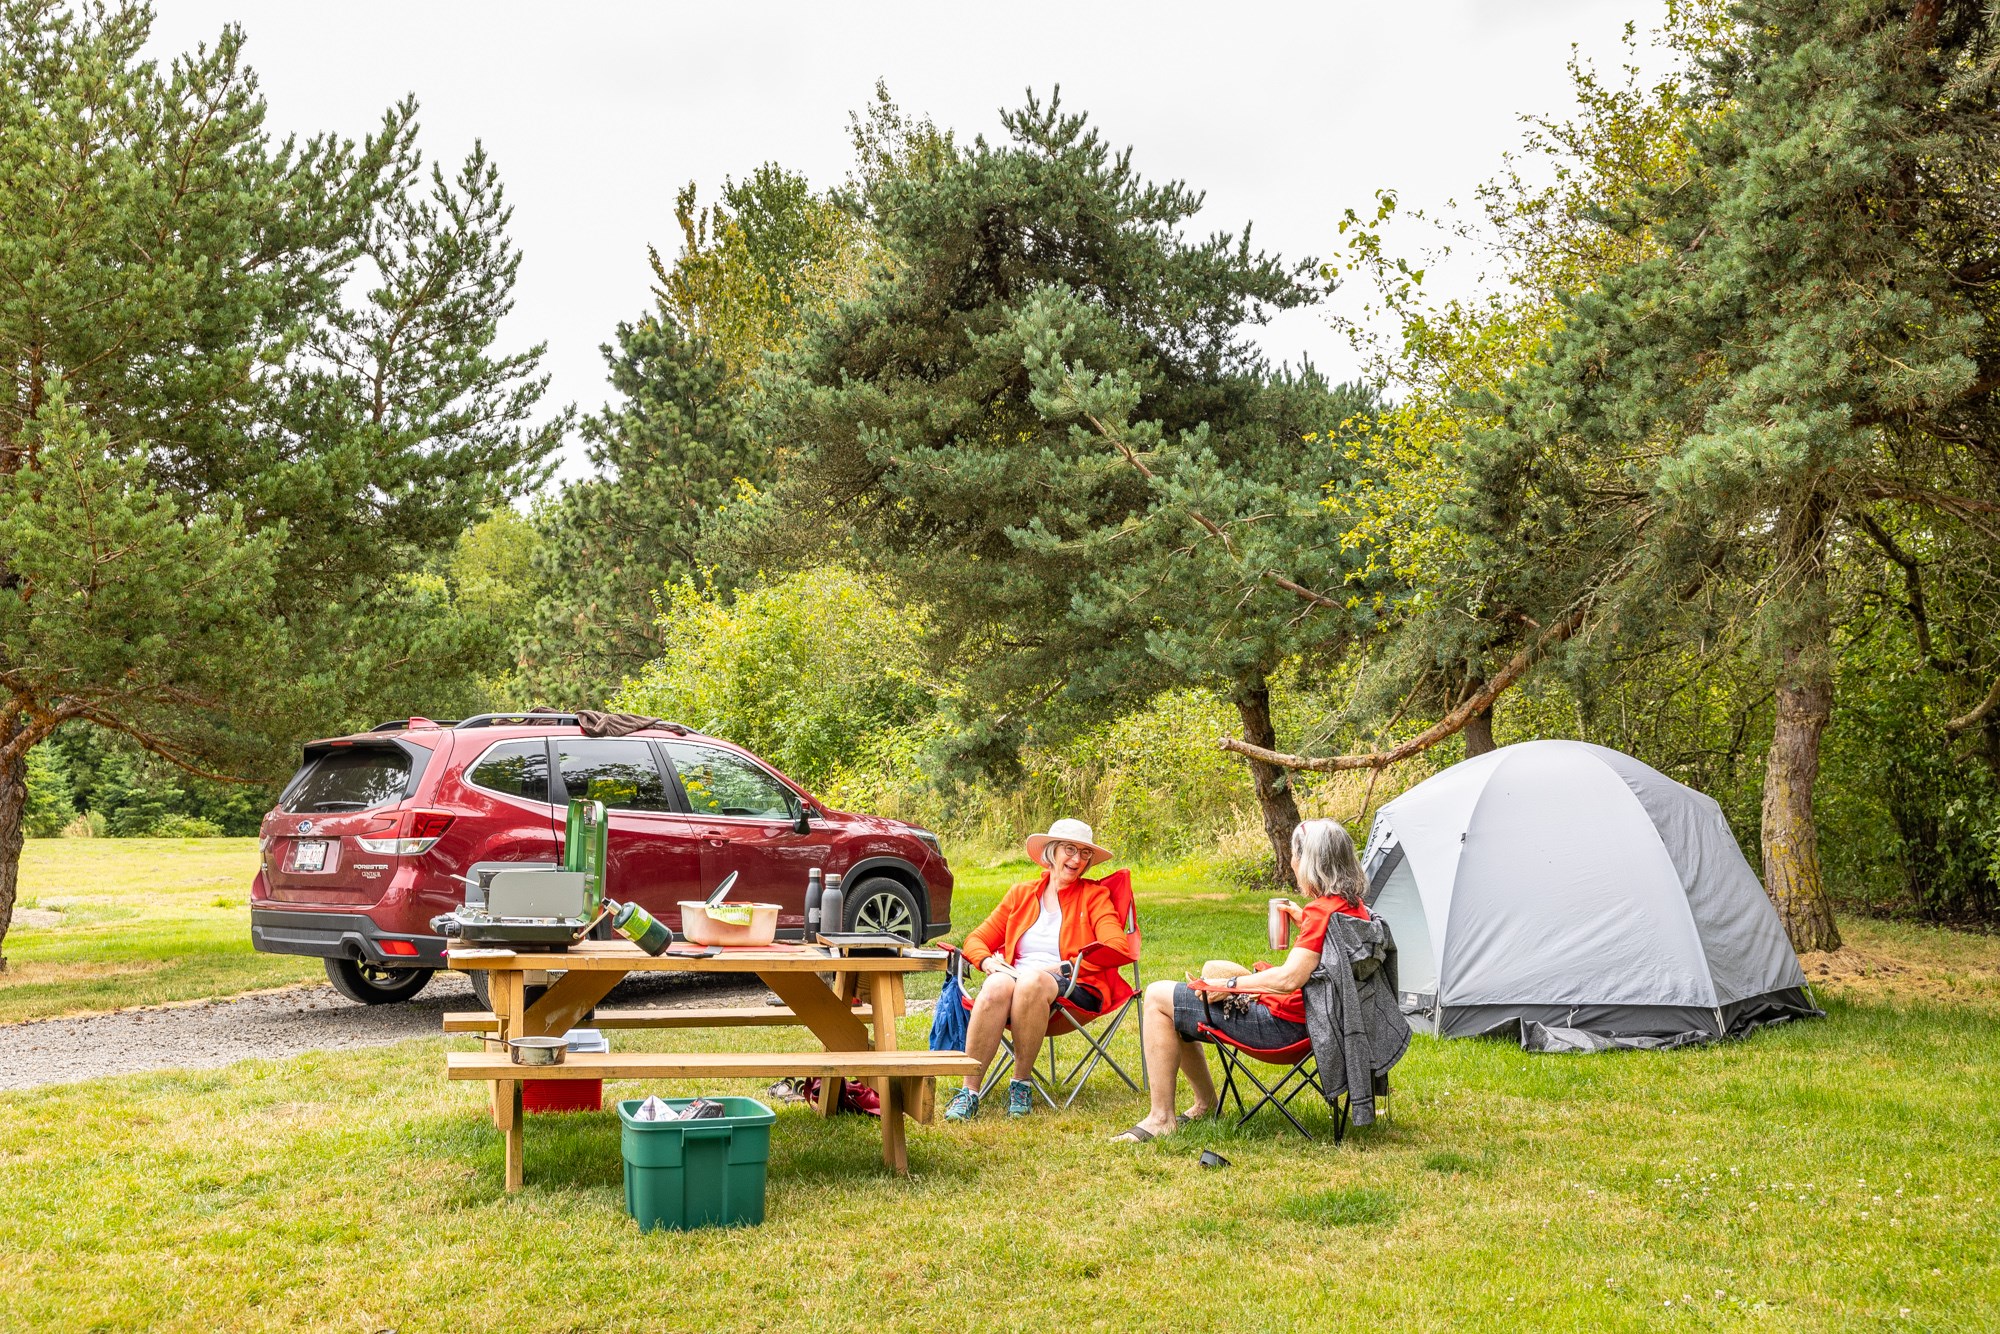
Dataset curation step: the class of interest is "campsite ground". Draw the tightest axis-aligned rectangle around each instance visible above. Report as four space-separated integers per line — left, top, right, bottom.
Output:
3 842 1998 1331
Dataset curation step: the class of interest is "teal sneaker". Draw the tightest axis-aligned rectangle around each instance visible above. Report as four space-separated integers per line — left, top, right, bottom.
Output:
943 1086 981 1122
1007 1079 1034 1118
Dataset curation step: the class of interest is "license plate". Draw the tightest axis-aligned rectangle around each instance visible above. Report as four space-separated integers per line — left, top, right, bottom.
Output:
292 840 329 872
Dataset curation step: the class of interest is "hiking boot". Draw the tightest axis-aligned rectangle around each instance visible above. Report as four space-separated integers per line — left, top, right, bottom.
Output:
1007 1079 1034 1118
943 1086 981 1122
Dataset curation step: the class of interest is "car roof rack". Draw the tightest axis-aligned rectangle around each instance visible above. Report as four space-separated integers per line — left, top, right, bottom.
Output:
454 712 577 729
452 712 695 735
368 718 461 732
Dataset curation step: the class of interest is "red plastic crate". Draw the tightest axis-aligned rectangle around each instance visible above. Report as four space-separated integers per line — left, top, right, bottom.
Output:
523 1078 603 1114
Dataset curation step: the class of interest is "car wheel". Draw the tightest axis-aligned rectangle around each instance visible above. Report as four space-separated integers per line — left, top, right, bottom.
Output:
844 876 923 942
325 957 435 1005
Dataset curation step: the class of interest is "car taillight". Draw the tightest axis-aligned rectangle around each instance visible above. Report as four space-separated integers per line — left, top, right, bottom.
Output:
409 810 455 840
356 808 456 856
379 939 420 956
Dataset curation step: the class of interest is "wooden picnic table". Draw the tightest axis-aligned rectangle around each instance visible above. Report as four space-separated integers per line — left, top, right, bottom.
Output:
443 939 974 1191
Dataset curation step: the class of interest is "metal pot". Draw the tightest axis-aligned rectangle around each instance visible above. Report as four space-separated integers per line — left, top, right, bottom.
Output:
507 1036 568 1066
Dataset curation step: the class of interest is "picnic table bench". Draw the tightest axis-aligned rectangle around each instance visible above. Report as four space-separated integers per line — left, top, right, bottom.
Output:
444 939 970 1191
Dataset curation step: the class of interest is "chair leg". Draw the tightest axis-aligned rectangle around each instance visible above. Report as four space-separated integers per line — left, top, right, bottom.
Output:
1211 1046 1247 1121
980 1036 1014 1097
1229 1059 1316 1140
1054 1002 1142 1107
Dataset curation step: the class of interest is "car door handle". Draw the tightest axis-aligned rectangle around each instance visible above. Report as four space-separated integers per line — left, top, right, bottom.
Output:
701 829 728 846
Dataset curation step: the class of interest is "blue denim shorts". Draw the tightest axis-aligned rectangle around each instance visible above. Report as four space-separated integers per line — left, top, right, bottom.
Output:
1171 981 1309 1050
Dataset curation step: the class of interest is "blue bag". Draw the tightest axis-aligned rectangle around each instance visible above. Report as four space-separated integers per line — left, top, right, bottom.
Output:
929 954 969 1051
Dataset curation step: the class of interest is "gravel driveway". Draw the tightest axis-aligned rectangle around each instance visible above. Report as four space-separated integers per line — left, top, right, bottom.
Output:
0 970 781 1092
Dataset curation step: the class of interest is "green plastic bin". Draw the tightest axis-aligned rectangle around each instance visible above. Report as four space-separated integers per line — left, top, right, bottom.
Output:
617 1097 776 1232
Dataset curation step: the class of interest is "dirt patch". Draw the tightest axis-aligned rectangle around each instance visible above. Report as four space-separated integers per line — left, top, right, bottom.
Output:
1798 941 2000 1006
11 909 63 929
0 970 779 1092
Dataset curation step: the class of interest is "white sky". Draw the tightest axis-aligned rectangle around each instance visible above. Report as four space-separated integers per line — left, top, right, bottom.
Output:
145 1 1663 483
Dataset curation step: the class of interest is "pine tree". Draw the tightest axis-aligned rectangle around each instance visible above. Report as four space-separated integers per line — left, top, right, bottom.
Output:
1470 0 2000 950
0 4 559 964
762 92 1383 880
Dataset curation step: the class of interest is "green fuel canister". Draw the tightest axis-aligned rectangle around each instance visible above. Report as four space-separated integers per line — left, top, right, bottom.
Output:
609 899 673 955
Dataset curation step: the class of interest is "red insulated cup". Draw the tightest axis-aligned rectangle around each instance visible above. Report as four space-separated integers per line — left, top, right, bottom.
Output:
1267 898 1291 951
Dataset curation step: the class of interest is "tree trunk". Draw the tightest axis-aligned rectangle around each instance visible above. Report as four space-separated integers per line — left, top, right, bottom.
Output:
0 728 24 973
1233 673 1302 887
1462 704 1496 757
1761 493 1842 954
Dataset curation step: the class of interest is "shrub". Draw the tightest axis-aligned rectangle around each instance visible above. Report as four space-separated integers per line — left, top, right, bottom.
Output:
146 814 225 838
61 812 106 838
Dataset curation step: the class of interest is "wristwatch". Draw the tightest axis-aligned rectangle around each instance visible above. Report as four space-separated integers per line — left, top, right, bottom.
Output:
1226 976 1239 990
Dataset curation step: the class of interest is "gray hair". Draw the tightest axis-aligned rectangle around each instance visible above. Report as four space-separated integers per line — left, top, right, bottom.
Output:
1041 840 1085 868
1291 819 1366 906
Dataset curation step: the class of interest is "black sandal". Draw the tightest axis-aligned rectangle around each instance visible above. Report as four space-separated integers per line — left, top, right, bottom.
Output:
1110 1124 1156 1143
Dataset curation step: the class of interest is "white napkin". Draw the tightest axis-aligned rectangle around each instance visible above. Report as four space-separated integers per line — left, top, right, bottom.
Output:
633 1095 680 1122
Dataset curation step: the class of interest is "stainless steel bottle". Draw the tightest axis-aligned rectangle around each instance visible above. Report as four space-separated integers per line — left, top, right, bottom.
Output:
805 867 824 937
820 872 844 938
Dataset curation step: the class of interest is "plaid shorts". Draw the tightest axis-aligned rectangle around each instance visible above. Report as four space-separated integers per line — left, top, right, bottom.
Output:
1170 981 1308 1049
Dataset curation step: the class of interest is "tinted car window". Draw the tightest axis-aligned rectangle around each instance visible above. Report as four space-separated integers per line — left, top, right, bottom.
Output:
466 740 551 803
282 748 411 813
664 743 796 820
556 738 676 812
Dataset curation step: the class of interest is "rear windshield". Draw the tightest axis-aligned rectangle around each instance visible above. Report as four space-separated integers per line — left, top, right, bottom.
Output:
282 748 412 813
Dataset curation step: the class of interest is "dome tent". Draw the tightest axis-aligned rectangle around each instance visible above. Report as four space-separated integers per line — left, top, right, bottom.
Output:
1360 740 1820 1052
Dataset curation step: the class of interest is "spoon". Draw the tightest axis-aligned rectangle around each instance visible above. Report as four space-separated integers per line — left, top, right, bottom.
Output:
703 870 740 907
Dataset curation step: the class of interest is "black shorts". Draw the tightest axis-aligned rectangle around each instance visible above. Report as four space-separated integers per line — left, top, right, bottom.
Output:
1170 981 1308 1050
1059 981 1103 1015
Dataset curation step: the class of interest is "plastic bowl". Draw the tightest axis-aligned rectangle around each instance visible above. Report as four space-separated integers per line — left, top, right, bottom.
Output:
677 902 781 947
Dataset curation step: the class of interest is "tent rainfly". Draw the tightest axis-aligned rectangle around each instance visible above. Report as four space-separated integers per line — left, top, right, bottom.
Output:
1360 740 1821 1052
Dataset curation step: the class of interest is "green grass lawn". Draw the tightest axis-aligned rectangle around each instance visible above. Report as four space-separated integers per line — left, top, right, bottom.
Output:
1 838 315 1023
3 849 1999 1330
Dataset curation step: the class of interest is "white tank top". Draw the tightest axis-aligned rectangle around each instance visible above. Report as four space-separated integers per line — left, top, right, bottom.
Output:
1014 898 1062 972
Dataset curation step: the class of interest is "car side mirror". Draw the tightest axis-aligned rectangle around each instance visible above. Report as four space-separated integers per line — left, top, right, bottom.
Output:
793 806 814 836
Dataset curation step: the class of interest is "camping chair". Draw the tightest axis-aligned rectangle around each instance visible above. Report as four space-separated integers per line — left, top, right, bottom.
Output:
957 880 1146 1110
1198 996 1388 1143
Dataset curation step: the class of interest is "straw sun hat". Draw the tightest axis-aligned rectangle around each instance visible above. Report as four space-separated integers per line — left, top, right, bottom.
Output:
1024 818 1113 870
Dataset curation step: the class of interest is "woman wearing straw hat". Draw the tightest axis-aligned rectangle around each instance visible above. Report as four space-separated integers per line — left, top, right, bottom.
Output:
945 818 1137 1121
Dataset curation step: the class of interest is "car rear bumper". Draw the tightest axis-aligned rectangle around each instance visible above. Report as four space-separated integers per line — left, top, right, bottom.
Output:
251 908 447 969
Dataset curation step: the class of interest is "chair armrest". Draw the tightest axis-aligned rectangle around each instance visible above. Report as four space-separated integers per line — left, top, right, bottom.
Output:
1076 939 1136 969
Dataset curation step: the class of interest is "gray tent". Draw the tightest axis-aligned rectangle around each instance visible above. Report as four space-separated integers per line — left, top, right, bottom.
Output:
1360 740 1820 1051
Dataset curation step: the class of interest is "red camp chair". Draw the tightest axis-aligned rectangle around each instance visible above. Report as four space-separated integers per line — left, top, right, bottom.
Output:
1198 994 1383 1142
958 879 1145 1110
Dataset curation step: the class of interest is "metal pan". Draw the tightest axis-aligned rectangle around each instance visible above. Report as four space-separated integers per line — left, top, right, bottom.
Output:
507 1036 568 1066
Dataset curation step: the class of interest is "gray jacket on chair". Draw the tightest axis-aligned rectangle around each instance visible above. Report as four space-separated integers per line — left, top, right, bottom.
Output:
1302 913 1412 1127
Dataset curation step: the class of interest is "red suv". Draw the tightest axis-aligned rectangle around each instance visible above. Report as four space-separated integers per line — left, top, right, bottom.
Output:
250 713 954 1004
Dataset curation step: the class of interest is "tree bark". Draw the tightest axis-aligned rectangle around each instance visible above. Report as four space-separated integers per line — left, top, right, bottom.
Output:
0 723 24 973
1462 704 1496 757
1233 673 1302 888
1761 494 1842 954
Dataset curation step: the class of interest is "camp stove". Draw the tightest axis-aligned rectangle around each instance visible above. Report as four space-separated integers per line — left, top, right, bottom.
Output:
435 868 596 951
432 800 610 952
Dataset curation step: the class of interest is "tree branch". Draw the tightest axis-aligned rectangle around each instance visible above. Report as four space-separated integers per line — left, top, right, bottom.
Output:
1073 406 1351 611
75 711 259 785
1217 603 1590 772
1945 672 2000 736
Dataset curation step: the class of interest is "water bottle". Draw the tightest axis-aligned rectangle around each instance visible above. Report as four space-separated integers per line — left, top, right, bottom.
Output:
820 872 844 938
804 867 824 938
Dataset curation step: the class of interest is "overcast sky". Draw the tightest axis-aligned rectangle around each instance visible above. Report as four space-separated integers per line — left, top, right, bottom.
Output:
145 1 1663 481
